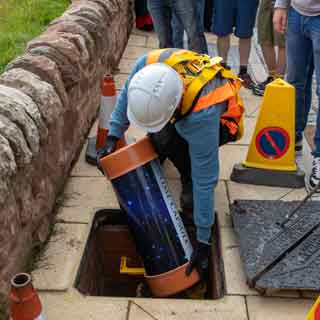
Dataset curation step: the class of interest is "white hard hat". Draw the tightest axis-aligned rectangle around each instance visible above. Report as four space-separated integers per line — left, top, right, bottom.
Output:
127 63 184 133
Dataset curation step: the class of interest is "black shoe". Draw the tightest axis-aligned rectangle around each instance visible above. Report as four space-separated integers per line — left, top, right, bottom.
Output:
180 178 193 211
295 138 303 154
238 72 254 89
252 76 274 96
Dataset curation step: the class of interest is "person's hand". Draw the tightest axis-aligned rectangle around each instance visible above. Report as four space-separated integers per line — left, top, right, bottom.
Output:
186 241 210 277
273 8 288 34
96 135 118 173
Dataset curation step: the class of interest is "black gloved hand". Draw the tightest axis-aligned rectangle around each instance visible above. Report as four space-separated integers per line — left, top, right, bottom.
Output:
186 241 211 277
96 135 118 173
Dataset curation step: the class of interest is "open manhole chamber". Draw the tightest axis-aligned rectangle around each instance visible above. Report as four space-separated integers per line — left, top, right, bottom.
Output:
75 208 225 300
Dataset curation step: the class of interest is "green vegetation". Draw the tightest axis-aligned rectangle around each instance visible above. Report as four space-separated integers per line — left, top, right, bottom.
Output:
0 0 70 73
24 222 56 273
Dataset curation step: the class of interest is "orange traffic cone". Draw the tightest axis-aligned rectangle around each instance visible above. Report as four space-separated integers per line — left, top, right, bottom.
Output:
10 273 46 320
86 74 117 165
96 74 117 150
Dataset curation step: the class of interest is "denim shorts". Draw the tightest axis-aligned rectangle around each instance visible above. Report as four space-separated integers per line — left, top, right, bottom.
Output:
212 0 259 38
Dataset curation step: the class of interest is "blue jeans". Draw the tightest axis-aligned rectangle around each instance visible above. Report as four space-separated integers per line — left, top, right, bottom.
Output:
147 0 208 54
286 8 320 157
171 0 207 52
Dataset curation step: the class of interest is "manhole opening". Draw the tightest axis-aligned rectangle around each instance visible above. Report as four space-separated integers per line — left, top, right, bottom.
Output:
75 209 225 299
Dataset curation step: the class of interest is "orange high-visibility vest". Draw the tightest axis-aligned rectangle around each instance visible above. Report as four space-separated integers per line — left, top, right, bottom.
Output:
146 49 244 141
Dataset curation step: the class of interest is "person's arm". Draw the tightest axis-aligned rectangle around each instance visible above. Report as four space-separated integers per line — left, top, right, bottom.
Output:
273 0 290 34
108 54 147 138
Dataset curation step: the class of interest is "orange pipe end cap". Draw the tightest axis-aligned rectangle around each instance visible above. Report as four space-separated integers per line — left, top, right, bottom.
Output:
100 136 158 180
145 263 200 297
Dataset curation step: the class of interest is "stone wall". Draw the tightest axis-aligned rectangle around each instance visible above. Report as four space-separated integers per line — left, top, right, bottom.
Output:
0 0 133 304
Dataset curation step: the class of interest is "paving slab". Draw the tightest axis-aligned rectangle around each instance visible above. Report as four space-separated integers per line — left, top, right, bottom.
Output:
240 88 262 117
119 58 138 74
63 177 118 207
128 34 147 47
246 296 313 320
115 73 130 89
123 46 151 59
71 140 101 177
227 181 292 203
230 117 256 146
40 291 128 320
280 188 307 201
215 181 231 227
129 296 248 320
219 145 248 180
146 35 158 48
56 205 98 224
220 228 258 296
32 224 87 291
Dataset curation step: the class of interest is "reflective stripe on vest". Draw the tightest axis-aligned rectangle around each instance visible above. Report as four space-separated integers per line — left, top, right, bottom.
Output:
145 49 244 140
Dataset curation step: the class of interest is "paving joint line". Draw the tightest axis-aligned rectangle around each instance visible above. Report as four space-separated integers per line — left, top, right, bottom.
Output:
244 296 250 320
278 189 294 200
129 300 160 320
125 300 132 320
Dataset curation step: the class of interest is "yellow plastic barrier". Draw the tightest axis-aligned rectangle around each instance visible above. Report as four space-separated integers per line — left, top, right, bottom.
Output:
245 78 296 171
231 79 305 188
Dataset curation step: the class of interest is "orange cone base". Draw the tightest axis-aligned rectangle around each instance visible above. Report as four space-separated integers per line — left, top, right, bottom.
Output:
231 163 305 188
145 262 200 297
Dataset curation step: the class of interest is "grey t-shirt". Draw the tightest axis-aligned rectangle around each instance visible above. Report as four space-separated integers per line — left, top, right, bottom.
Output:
275 0 320 16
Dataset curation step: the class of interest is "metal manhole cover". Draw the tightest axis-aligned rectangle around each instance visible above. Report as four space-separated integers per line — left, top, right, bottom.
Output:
231 200 320 292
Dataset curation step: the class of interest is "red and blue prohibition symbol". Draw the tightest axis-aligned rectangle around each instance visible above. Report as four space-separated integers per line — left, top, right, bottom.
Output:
255 127 290 160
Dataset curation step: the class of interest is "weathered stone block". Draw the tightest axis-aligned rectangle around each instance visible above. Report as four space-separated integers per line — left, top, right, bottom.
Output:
6 53 69 107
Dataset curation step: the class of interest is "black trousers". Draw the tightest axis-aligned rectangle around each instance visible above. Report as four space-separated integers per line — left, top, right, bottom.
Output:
148 123 192 182
135 0 149 17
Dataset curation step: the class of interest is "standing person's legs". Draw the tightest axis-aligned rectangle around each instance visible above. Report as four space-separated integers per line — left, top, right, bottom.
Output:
135 0 153 31
172 0 206 50
274 23 286 76
276 45 286 76
308 15 320 159
236 0 259 88
172 14 184 48
286 8 313 147
304 13 320 192
196 0 206 34
212 0 234 64
258 0 277 75
204 0 214 32
253 0 285 95
147 0 173 48
173 0 208 53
